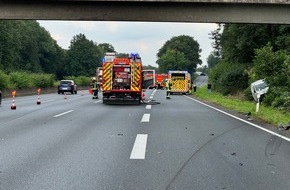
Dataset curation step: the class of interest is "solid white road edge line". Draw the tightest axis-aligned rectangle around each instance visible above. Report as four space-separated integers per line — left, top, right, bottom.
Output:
130 134 148 159
184 95 290 143
141 113 150 122
53 110 74 118
146 105 152 110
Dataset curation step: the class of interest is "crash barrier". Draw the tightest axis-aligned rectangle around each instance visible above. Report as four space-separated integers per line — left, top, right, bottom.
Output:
0 86 89 99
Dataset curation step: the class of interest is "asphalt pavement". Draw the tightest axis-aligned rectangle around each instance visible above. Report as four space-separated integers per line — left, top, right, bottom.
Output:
193 75 208 87
0 89 289 190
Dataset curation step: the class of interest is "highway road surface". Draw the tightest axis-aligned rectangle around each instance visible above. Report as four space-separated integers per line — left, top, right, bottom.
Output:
0 89 290 190
193 75 208 87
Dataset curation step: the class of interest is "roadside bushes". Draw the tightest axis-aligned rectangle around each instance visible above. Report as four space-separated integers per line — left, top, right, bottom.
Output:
0 70 91 90
209 61 248 95
261 86 290 112
0 70 9 89
31 73 55 88
208 44 290 112
0 71 56 90
8 72 33 89
251 45 290 111
63 76 91 86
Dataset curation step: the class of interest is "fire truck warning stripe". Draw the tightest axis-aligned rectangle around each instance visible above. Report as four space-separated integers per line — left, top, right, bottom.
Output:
172 80 186 91
103 64 112 90
131 87 140 91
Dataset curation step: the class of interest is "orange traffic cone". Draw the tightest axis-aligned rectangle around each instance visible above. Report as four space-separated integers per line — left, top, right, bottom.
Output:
11 96 16 110
37 88 41 105
81 90 84 96
37 94 41 105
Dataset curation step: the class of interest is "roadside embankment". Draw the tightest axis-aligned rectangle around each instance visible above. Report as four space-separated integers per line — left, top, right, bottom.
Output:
191 86 290 127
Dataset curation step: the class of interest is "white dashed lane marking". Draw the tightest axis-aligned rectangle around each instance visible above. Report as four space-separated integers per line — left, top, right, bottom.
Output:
132 90 154 160
53 110 74 118
146 105 152 110
141 113 150 122
130 134 148 159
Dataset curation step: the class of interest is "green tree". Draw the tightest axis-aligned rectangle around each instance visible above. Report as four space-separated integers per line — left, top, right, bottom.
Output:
209 24 223 57
0 20 65 75
209 61 248 95
98 43 115 55
143 65 158 71
252 44 289 88
207 52 221 69
65 33 102 76
220 24 290 67
0 21 19 71
37 26 66 78
0 70 9 89
117 53 129 58
196 65 208 74
157 35 202 74
208 23 290 110
157 49 190 73
19 21 41 72
274 25 290 53
252 44 290 110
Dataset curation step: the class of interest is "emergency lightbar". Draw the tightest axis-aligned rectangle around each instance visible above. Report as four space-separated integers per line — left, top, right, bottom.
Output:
129 53 141 60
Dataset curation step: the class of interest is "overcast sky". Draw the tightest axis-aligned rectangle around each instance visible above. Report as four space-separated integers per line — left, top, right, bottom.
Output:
38 21 217 67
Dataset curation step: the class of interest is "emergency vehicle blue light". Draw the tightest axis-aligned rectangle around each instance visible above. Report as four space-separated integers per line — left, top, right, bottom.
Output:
102 58 105 62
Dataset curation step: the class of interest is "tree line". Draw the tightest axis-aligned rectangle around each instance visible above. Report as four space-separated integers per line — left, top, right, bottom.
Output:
0 20 202 89
4 21 287 111
207 24 290 111
0 20 137 89
0 20 120 79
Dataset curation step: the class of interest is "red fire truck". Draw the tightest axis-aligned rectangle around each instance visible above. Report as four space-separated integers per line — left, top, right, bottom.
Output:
102 53 144 104
155 73 168 89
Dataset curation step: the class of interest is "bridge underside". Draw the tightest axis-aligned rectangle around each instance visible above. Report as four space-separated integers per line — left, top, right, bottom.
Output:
0 1 289 24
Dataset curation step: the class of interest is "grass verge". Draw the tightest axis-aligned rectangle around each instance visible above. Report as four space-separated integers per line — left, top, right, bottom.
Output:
192 86 290 126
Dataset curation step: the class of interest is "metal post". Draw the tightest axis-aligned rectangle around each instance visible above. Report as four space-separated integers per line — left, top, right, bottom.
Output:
256 98 260 113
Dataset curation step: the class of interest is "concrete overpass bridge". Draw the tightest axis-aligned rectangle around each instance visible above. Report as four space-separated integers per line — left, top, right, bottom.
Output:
0 0 289 24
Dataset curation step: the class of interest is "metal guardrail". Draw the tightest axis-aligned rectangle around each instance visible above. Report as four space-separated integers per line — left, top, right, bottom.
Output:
0 86 89 99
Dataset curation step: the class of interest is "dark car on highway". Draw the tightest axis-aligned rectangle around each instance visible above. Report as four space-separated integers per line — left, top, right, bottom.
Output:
58 80 78 94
